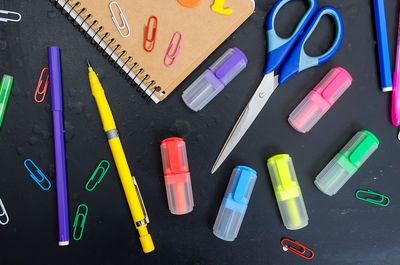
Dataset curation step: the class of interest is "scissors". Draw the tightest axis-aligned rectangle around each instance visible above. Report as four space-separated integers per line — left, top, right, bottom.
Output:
211 0 343 174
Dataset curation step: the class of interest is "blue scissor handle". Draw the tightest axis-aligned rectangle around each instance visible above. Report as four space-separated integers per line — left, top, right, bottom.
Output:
279 6 344 84
264 0 317 75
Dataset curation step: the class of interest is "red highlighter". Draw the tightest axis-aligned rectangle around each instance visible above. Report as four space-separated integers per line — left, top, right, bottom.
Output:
160 137 194 215
288 67 352 133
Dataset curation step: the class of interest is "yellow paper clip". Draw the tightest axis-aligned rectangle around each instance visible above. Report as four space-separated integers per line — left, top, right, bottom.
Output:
211 0 233 15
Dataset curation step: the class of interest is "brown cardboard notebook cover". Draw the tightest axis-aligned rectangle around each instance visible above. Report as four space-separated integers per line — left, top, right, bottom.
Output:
55 0 255 103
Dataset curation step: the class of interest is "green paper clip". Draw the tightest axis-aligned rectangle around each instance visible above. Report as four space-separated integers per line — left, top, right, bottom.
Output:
73 204 88 241
355 189 390 207
85 160 110 192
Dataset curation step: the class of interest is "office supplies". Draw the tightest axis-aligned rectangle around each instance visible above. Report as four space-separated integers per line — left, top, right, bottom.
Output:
160 137 194 215
315 130 379 196
24 159 52 191
51 0 254 102
72 204 88 241
85 160 110 191
211 0 232 15
281 238 314 260
34 68 49 103
373 0 392 92
182 47 248 111
178 0 201 8
87 61 154 253
0 198 9 225
211 0 343 173
213 166 257 241
267 155 308 230
144 16 158 53
0 74 13 129
355 189 390 206
392 9 400 126
288 67 352 133
0 10 21 23
109 1 131 38
48 46 70 247
164 32 183 68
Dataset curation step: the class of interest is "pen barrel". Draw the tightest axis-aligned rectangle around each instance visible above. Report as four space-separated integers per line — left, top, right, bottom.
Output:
48 46 69 245
373 0 392 92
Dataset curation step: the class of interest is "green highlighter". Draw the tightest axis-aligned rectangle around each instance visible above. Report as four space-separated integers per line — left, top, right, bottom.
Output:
314 130 379 196
0 74 13 129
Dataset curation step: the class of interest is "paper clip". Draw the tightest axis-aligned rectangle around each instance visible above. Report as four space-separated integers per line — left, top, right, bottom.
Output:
85 160 110 192
0 10 22 23
144 16 158 53
34 68 49 103
0 198 9 225
73 204 88 241
109 1 131 38
164 32 183 67
355 189 390 207
281 238 314 260
24 159 51 191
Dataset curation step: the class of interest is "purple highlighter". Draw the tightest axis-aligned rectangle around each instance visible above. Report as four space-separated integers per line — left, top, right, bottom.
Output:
48 46 70 246
182 48 247 111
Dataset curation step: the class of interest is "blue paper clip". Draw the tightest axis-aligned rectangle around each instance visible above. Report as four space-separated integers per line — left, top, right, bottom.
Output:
24 159 51 191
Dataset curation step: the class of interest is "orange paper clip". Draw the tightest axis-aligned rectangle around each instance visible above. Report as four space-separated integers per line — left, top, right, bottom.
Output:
281 238 314 260
34 67 49 103
144 16 158 52
164 32 182 67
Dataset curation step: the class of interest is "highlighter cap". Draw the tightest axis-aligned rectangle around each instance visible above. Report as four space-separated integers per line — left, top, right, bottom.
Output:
182 48 247 112
0 74 14 129
288 67 352 133
213 166 257 241
160 137 194 215
267 154 308 230
315 130 379 196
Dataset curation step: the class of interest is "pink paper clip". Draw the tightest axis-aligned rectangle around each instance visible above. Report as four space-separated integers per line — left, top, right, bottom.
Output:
34 67 49 103
144 16 158 52
164 32 182 67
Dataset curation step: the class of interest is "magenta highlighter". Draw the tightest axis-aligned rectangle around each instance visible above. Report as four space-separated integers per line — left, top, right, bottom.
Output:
288 67 352 133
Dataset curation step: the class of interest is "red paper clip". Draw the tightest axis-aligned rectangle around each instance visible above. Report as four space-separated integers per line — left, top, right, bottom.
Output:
34 67 49 103
281 238 314 260
164 32 182 67
144 16 158 52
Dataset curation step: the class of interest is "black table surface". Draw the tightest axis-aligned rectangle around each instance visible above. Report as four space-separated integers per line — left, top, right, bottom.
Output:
1 0 400 264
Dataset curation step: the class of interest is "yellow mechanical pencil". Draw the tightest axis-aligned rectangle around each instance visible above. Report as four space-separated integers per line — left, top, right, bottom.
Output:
87 61 154 253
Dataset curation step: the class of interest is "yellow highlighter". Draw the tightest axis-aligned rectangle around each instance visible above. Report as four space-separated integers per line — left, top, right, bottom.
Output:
87 61 154 253
267 154 308 230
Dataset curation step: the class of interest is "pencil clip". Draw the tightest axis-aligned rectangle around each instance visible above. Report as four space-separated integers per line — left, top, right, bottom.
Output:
109 1 131 38
73 204 88 241
24 159 51 191
85 160 110 192
0 198 9 225
355 189 390 206
144 16 158 53
34 68 49 103
132 176 149 227
281 238 314 260
164 32 182 67
0 10 22 23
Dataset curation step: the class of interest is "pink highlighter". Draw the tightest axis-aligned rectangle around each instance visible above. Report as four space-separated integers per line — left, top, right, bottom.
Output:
391 11 400 126
288 67 352 133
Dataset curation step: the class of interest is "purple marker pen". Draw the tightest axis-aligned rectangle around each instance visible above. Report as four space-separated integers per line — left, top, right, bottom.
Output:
48 46 69 246
182 48 248 111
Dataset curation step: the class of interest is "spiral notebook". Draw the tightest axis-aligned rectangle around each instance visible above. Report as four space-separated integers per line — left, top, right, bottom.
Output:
51 0 255 103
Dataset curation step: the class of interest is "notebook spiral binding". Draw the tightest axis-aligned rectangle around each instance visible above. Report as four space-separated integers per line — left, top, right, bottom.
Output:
49 0 161 102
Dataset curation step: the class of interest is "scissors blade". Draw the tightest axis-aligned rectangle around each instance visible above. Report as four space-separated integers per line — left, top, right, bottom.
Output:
211 72 279 174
